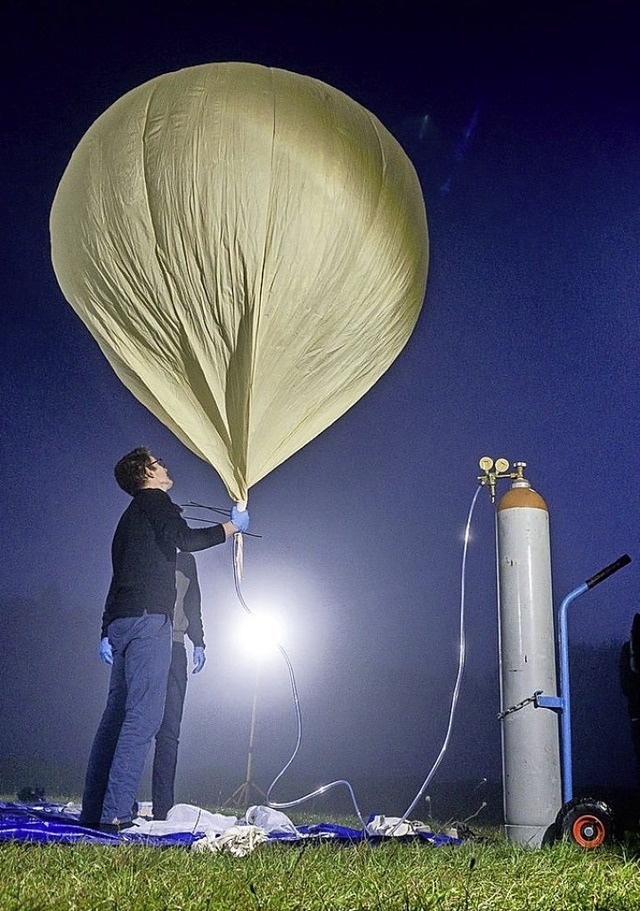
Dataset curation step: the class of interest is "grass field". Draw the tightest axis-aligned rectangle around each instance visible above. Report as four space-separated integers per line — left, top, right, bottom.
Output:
2 820 640 911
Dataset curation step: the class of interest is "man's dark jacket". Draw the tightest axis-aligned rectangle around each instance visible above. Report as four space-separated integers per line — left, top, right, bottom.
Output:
101 488 224 637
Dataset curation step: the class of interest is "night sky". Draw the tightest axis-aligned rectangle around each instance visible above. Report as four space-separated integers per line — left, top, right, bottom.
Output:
2 1 639 820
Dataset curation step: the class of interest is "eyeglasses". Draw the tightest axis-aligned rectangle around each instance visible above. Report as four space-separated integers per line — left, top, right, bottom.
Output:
148 458 166 469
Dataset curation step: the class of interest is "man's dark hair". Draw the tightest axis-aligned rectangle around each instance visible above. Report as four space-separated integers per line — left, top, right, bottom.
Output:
114 447 153 496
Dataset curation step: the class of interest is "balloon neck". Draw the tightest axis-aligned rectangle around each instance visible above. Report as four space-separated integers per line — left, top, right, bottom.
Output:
236 499 247 510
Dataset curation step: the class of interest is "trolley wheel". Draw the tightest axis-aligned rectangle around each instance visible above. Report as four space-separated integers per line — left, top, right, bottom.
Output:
541 820 559 847
556 798 614 849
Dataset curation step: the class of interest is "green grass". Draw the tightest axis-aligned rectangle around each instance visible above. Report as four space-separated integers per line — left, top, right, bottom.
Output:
2 827 640 910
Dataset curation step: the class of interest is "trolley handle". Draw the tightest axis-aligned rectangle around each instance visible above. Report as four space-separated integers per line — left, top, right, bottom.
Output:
585 553 631 590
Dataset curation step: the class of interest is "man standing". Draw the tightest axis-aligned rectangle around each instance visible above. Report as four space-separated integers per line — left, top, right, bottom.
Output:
80 446 249 832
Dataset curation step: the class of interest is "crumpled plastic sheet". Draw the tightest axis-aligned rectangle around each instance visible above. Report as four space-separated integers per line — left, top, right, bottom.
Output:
191 824 269 856
0 803 197 847
0 802 461 850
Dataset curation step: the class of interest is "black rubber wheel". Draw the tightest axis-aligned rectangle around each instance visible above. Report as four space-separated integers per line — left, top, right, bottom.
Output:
556 797 614 849
541 820 559 847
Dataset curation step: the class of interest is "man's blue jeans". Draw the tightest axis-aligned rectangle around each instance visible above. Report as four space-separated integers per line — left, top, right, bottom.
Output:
152 641 188 819
81 613 172 826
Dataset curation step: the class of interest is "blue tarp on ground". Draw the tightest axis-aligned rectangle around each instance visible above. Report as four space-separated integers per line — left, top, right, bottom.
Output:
0 802 461 848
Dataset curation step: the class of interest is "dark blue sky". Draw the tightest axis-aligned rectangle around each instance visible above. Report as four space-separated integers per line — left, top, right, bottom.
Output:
2 1 639 815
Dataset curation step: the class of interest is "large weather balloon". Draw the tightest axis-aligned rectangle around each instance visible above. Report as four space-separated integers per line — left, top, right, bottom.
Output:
50 62 428 502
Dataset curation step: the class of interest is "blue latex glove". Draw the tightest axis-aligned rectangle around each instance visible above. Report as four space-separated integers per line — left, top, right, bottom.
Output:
100 637 113 666
192 645 206 674
231 505 250 533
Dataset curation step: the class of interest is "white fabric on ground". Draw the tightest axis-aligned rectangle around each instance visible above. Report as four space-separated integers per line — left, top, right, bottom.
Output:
130 803 301 854
132 803 239 837
244 805 299 835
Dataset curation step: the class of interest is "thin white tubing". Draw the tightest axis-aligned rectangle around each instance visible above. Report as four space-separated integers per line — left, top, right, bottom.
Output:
231 545 370 830
390 485 482 830
230 484 482 834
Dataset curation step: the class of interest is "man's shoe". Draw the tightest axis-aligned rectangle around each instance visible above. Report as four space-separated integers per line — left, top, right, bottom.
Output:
99 819 135 834
78 817 101 829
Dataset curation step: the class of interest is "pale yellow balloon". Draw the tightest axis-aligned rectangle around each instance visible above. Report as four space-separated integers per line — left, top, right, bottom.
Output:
50 62 429 501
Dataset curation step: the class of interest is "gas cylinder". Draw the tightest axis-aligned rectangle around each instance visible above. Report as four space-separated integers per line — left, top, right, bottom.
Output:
496 464 562 847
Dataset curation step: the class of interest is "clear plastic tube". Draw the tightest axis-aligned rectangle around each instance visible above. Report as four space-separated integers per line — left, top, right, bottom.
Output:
231 485 481 832
390 484 481 830
232 543 370 829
